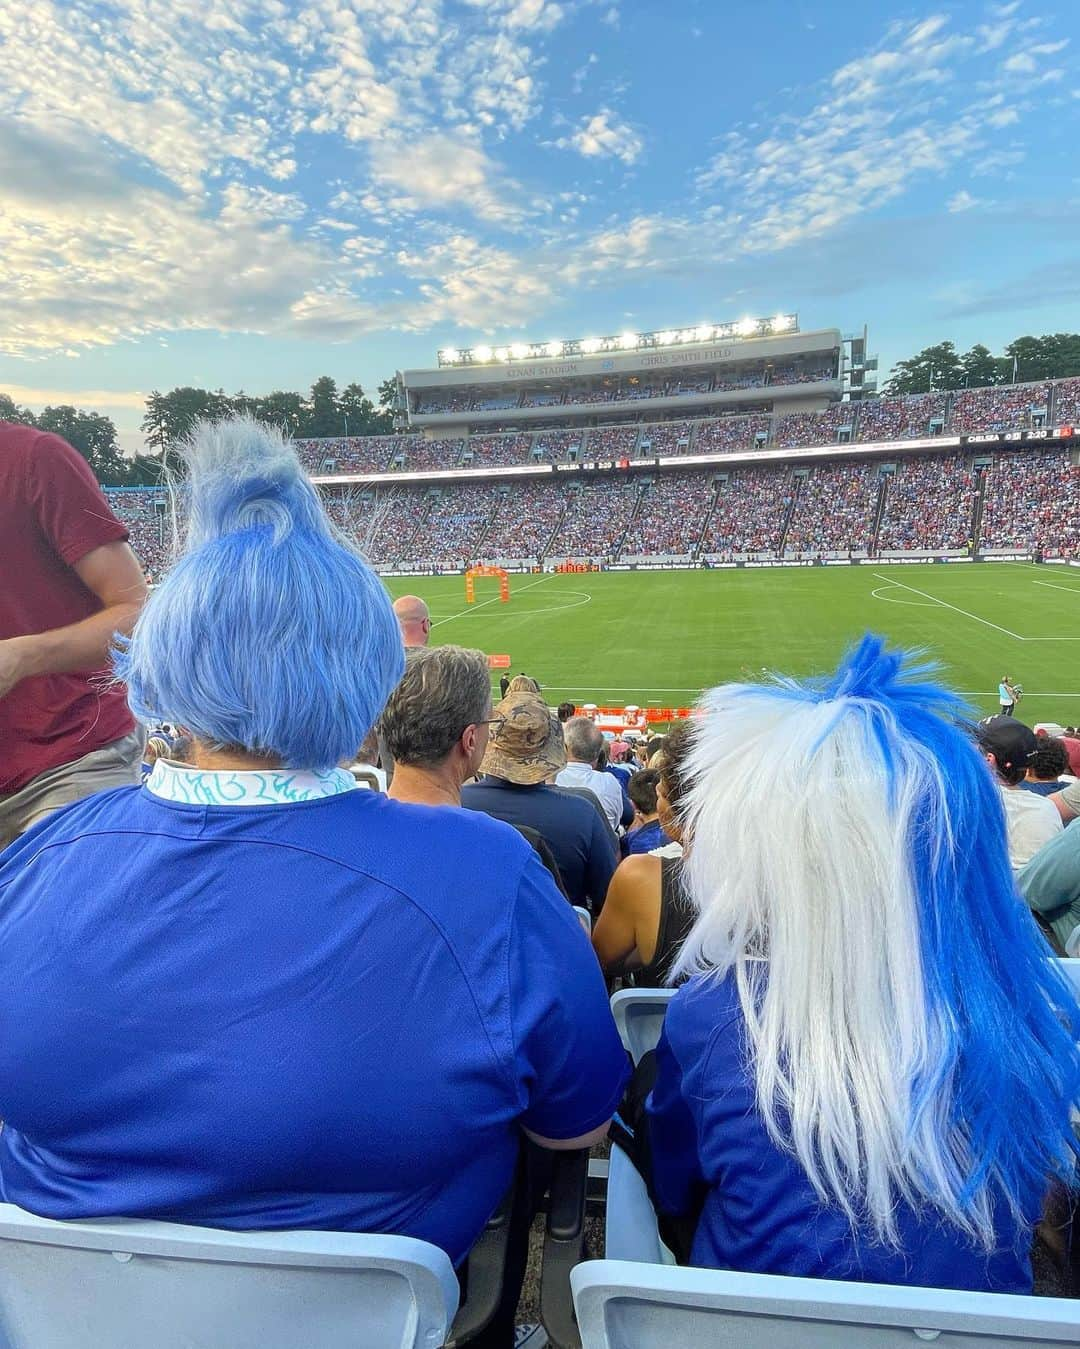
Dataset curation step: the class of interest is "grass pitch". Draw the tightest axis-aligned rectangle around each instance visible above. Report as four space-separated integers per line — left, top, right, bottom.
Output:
384 562 1080 726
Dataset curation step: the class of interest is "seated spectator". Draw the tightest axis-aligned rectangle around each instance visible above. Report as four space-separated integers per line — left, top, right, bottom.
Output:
598 740 635 829
646 637 1080 1290
509 673 541 694
380 645 565 891
557 716 625 833
557 701 576 724
141 735 171 779
461 693 618 912
1024 736 1070 798
381 645 493 808
1018 815 1080 954
592 729 694 986
622 769 673 856
976 717 1061 869
0 419 629 1314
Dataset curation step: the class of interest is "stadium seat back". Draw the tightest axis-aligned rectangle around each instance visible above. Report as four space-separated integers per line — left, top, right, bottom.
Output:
610 989 675 1065
571 1259 1080 1349
0 1204 458 1349
574 905 592 934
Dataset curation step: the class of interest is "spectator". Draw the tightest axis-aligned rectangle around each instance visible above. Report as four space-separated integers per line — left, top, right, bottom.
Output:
1024 737 1070 797
500 673 511 698
381 645 494 807
557 716 625 833
598 738 635 830
0 419 629 1330
976 717 1061 870
141 735 172 779
461 692 618 912
622 769 673 856
508 673 541 693
646 637 1080 1288
0 421 148 848
557 701 576 723
1018 820 1080 954
593 728 694 985
392 594 430 648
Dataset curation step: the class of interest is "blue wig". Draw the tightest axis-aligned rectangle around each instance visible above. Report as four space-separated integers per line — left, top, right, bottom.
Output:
674 634 1080 1246
115 418 404 770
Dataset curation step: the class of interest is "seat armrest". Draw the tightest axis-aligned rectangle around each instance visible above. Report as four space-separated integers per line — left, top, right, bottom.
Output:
446 1184 513 1345
539 1148 589 1349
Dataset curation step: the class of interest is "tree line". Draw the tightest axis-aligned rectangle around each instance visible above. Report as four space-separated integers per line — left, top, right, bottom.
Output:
1 376 395 485
882 332 1080 396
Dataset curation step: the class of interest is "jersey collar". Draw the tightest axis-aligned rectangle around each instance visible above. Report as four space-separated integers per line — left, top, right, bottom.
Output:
146 758 357 806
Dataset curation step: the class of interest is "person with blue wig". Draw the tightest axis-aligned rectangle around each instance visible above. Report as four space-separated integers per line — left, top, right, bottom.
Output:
645 636 1080 1291
0 419 629 1341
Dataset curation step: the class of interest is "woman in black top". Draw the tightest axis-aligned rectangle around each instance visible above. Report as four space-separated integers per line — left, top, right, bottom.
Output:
592 721 695 985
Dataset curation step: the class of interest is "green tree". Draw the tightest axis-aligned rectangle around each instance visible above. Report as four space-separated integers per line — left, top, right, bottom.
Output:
302 375 341 438
377 376 399 410
882 342 964 395
250 389 307 435
0 393 37 426
960 344 1008 388
140 387 233 451
340 381 393 436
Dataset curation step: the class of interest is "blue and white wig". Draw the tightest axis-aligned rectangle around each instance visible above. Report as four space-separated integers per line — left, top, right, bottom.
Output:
115 418 404 770
671 635 1080 1249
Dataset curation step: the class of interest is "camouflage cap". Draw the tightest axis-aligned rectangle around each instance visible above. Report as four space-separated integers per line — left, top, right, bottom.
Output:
480 691 567 785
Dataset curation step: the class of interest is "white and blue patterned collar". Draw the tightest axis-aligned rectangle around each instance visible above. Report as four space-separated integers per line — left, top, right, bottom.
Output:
146 758 357 807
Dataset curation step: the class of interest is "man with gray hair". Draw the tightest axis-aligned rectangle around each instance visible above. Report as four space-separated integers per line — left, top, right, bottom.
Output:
557 716 625 833
380 645 492 806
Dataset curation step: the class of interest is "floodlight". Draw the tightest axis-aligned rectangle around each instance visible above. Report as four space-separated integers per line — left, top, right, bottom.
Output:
545 341 563 357
495 347 509 360
695 325 713 342
619 332 638 349
736 317 757 336
440 348 459 363
774 313 795 330
510 343 529 359
582 337 602 353
474 344 493 361
657 331 676 345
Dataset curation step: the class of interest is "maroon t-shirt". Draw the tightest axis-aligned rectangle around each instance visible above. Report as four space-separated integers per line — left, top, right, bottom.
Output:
1 422 136 794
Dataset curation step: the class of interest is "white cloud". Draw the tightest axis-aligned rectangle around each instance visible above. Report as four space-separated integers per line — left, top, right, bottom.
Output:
557 108 642 164
947 189 986 212
367 134 525 225
1 385 147 410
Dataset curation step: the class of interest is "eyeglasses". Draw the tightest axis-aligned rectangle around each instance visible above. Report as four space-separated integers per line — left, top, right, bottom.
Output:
476 715 506 730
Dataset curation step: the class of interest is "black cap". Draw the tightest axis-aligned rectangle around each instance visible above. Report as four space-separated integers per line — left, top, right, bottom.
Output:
976 715 1038 770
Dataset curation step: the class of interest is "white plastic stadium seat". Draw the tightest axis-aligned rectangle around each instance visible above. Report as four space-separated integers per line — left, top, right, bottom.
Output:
0 1204 459 1349
571 1259 1080 1349
609 989 675 1066
574 905 592 934
605 1144 675 1267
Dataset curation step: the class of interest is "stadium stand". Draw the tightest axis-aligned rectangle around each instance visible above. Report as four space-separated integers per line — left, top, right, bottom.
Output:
621 473 716 557
547 481 644 559
1053 376 1080 426
773 403 852 448
854 392 947 442
876 455 975 552
460 433 533 467
692 413 770 455
699 468 793 558
980 450 1080 556
402 484 496 567
480 480 569 561
783 463 877 556
951 382 1051 434
636 422 694 456
103 489 169 582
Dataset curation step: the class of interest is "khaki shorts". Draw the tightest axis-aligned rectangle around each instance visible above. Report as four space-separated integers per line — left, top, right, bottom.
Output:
0 727 145 851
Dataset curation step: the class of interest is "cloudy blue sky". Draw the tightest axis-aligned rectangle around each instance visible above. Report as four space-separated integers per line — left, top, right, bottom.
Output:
2 0 1078 450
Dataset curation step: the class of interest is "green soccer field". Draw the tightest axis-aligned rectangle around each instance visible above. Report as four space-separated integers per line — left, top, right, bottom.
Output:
384 563 1080 726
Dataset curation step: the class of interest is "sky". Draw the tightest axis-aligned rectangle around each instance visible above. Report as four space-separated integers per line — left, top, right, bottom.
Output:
2 0 1079 452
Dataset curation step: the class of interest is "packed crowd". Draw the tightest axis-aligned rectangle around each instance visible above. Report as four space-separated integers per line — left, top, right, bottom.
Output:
854 392 948 442
951 382 1051 435
699 468 793 556
107 447 1079 571
876 455 976 551
102 488 170 582
692 412 771 454
979 450 1080 553
547 480 643 558
783 463 877 555
621 473 717 556
5 416 1080 1347
461 433 534 467
773 403 852 448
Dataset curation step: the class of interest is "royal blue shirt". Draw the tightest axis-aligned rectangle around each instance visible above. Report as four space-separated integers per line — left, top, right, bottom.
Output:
647 973 1036 1291
0 776 629 1266
622 820 672 856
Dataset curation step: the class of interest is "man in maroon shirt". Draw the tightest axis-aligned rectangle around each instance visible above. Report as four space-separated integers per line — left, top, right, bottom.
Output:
0 422 148 848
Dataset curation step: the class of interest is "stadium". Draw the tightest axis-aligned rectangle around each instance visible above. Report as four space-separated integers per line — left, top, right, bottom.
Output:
102 315 1080 726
